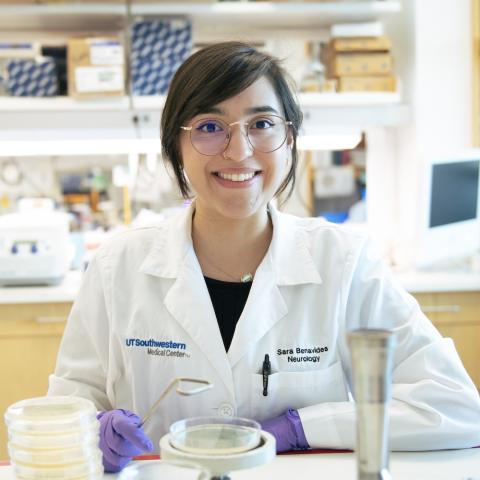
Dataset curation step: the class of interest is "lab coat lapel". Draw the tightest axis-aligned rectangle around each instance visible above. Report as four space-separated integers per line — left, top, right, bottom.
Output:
139 204 234 396
163 249 234 395
228 205 322 367
227 254 287 367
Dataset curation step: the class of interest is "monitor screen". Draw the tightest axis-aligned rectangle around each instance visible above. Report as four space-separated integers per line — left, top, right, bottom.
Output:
429 160 480 228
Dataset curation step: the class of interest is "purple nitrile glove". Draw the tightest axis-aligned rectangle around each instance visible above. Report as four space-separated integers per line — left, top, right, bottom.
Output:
97 409 154 473
261 408 309 453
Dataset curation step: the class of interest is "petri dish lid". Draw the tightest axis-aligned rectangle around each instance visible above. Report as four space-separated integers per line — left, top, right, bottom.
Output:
8 421 99 450
5 396 98 434
118 460 210 480
12 452 103 479
8 440 101 466
169 416 261 455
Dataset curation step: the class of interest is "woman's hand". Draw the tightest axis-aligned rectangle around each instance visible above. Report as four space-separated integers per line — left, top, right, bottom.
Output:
261 408 309 453
97 409 154 472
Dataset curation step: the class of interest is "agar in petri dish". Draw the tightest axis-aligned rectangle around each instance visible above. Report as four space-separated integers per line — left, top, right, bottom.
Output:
5 396 97 433
170 416 261 455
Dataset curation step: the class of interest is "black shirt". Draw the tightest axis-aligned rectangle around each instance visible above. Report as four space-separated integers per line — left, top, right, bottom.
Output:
204 276 252 351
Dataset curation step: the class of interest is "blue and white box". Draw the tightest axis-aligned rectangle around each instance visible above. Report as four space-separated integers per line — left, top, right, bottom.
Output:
6 57 58 97
131 18 192 95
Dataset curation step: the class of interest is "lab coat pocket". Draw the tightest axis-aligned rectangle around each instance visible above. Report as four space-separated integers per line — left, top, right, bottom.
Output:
250 361 349 421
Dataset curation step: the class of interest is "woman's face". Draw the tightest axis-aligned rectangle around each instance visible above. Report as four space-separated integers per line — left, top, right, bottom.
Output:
179 76 292 221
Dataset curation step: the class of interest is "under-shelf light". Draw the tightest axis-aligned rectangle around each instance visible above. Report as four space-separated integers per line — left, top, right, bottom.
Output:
0 132 361 157
296 132 362 151
0 138 162 157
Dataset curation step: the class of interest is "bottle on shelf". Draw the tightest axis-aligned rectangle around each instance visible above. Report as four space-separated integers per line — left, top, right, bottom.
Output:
300 42 335 93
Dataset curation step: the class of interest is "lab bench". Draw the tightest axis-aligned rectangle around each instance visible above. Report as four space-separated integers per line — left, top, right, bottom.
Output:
0 270 479 461
1 449 480 479
0 301 72 460
396 270 480 389
0 273 78 459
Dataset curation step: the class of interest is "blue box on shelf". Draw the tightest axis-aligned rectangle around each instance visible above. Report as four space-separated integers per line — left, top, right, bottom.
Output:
131 18 192 96
6 57 58 97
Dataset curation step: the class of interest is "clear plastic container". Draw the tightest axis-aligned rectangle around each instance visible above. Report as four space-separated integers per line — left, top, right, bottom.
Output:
5 396 97 434
118 460 210 480
8 421 99 449
12 457 104 480
170 416 261 455
8 441 101 466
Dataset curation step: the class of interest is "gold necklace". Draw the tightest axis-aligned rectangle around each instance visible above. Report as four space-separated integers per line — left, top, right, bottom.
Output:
192 211 271 283
200 249 254 283
199 241 271 283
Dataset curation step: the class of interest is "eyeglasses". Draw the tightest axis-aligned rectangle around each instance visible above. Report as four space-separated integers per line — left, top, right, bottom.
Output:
180 114 293 156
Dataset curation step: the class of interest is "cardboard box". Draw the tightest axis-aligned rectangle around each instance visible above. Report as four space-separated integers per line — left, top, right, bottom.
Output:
327 53 393 77
5 57 58 96
330 36 392 52
68 36 124 98
337 75 397 92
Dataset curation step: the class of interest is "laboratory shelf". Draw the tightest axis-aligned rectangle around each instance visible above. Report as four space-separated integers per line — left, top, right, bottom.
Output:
298 92 401 107
0 92 409 142
0 2 401 33
0 92 401 112
0 96 131 112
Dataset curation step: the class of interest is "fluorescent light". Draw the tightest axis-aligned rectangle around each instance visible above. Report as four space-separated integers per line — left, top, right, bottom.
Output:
0 138 162 157
297 133 362 151
0 134 362 156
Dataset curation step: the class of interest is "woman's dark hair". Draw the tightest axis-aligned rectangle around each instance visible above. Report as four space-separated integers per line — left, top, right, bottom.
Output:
161 41 303 199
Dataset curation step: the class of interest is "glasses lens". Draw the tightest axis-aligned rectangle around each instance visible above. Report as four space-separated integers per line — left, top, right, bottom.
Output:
190 119 229 156
247 115 288 153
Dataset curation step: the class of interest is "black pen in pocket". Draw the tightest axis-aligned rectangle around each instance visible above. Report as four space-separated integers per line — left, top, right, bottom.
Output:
262 354 271 396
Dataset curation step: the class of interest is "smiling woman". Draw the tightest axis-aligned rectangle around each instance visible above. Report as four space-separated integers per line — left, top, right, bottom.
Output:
161 42 302 200
48 41 480 474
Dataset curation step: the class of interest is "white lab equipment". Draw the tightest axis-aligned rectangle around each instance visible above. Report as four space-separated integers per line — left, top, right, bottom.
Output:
160 417 275 480
0 209 72 286
313 164 356 198
415 151 480 270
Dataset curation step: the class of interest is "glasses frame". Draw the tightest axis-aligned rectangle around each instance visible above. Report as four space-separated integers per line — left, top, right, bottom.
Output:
180 114 294 156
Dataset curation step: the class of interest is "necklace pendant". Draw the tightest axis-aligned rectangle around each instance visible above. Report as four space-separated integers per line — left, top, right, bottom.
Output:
240 273 253 283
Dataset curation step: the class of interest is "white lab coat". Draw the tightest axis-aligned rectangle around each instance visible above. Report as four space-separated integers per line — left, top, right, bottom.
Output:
48 203 480 452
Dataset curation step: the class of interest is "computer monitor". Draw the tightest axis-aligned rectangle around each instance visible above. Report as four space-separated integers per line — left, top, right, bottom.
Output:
415 151 480 270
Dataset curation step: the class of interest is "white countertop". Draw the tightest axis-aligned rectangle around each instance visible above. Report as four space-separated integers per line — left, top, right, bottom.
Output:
0 270 82 304
0 268 480 305
394 269 480 293
0 449 479 480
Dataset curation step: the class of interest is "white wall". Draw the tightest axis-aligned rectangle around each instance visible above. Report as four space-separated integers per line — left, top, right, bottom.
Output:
370 0 473 269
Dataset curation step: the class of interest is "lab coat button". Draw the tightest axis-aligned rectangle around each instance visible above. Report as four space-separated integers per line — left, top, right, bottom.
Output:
218 403 235 417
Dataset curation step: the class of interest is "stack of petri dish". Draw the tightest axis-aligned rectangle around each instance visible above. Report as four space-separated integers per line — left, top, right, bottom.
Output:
4 395 103 479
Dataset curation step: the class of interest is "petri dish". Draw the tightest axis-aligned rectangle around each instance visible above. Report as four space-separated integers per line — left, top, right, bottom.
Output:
12 454 103 479
5 396 98 434
118 460 210 480
170 416 261 455
8 421 99 449
8 440 101 466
